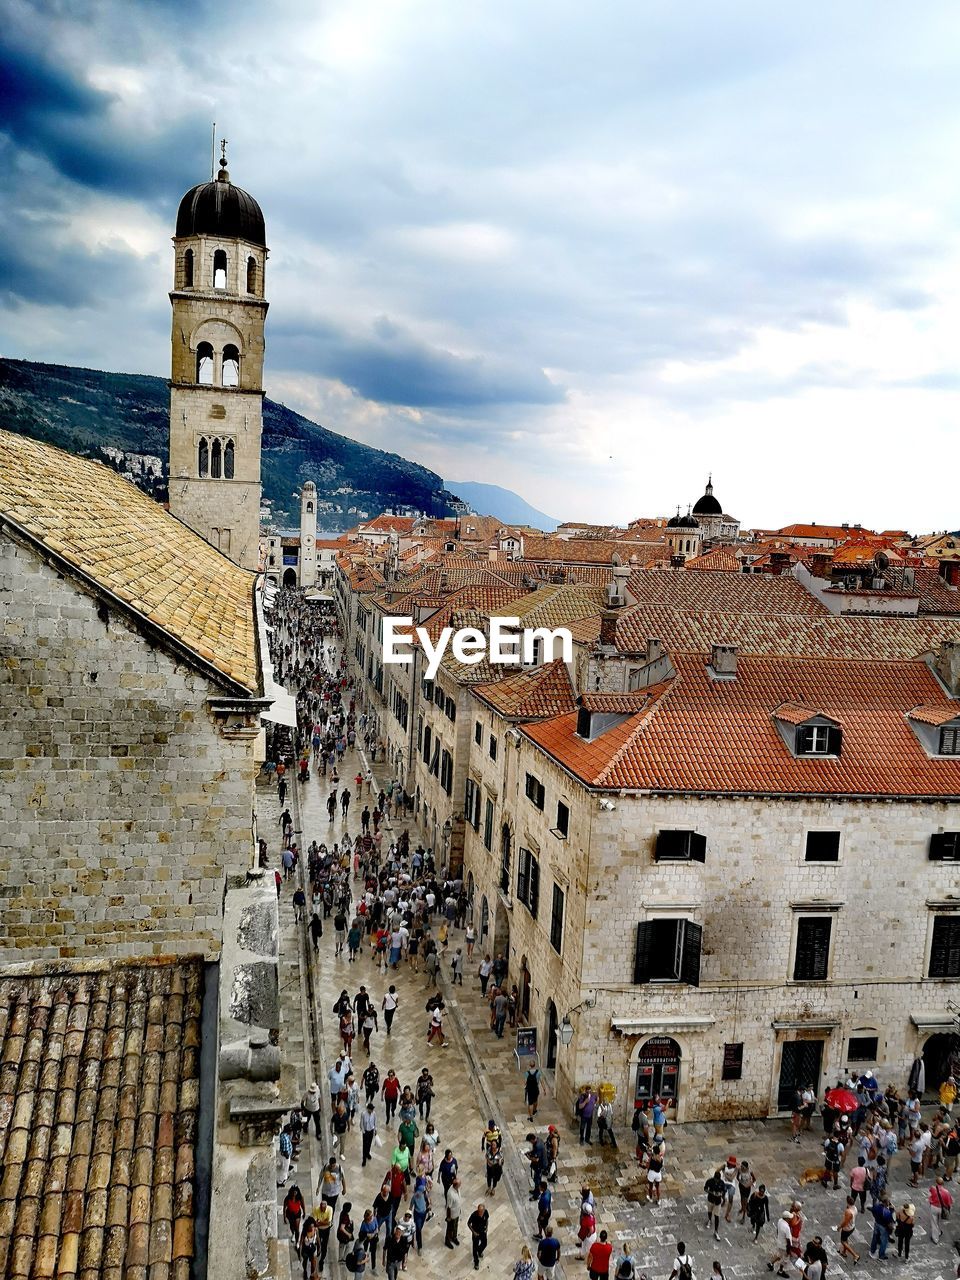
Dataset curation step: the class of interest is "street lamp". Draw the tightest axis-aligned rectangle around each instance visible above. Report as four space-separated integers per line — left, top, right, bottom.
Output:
555 992 598 1050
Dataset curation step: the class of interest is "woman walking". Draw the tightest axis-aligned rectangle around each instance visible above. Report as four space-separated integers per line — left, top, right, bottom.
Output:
524 1062 546 1119
895 1201 915 1260
837 1194 860 1263
485 1138 504 1195
747 1182 770 1240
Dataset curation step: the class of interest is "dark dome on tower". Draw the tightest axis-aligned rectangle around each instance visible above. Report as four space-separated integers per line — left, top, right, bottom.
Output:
692 475 722 516
176 151 266 247
667 508 699 529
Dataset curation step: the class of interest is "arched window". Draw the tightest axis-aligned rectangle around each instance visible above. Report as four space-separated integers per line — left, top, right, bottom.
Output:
306 501 314 513
198 437 209 477
211 438 222 478
246 256 257 294
222 344 240 387
224 439 235 479
183 248 194 288
213 249 227 289
196 341 214 384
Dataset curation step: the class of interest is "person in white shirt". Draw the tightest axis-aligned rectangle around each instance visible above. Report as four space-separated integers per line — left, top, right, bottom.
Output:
668 1241 694 1278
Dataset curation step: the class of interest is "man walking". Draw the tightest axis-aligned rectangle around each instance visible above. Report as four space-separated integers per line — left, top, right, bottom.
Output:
360 1102 378 1167
467 1201 489 1270
444 1176 462 1249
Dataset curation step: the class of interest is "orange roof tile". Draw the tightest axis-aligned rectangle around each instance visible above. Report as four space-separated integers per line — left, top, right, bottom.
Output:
908 704 960 726
772 700 841 726
474 660 577 719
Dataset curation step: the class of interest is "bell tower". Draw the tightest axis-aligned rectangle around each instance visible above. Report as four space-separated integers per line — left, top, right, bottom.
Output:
168 141 267 570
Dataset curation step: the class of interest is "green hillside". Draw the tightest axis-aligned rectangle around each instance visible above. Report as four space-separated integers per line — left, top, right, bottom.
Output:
0 358 460 528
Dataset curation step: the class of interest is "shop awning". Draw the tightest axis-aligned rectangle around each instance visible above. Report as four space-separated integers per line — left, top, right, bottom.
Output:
261 687 297 728
910 1013 959 1034
611 1016 715 1035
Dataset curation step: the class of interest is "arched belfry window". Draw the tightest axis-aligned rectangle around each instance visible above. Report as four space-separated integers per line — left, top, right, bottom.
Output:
222 344 240 387
246 256 257 294
211 438 222 478
213 249 227 289
183 248 194 288
224 439 235 479
306 501 314 513
196 342 214 385
198 437 209 477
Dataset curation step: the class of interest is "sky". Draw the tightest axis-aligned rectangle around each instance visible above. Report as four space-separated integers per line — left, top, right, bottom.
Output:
1 0 959 532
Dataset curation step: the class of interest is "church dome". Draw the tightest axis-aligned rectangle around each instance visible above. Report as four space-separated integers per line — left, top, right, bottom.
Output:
667 509 699 529
176 152 265 247
692 476 722 516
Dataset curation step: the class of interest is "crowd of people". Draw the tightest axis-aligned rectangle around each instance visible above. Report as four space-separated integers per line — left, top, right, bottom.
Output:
263 587 960 1280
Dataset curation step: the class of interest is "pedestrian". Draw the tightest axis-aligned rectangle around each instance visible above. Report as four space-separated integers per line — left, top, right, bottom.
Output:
668 1241 694 1279
283 1184 305 1244
492 987 509 1038
646 1137 664 1203
849 1154 868 1210
382 985 399 1034
308 909 323 953
537 1228 561 1280
313 1200 333 1271
704 1167 724 1240
837 1193 860 1262
576 1086 597 1144
868 1192 893 1260
278 777 287 806
362 1060 379 1104
524 1062 546 1119
317 1156 345 1217
336 1202 354 1263
445 1176 462 1249
360 1101 378 1167
427 1002 448 1048
416 1067 435 1119
719 1155 737 1221
274 869 282 899
467 1201 489 1270
298 1218 319 1280
478 954 493 995
577 1199 597 1259
586 1229 613 1279
277 1124 294 1187
895 1200 915 1259
535 1179 551 1238
357 1208 380 1272
929 1174 953 1242
300 1082 322 1139
451 946 464 985
612 1243 637 1280
485 1138 504 1195
737 1159 755 1221
381 1068 401 1123
410 1175 430 1253
768 1210 793 1276
747 1182 769 1240
384 1225 409 1280
439 1148 459 1199
465 922 476 959
360 1007 377 1054
334 909 347 955
597 1097 617 1147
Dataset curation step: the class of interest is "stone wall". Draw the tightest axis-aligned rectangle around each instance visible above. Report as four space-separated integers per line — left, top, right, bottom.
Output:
0 535 259 962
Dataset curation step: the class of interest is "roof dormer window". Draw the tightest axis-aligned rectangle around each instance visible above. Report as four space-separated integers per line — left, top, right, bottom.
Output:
773 703 842 758
941 726 960 756
797 724 835 755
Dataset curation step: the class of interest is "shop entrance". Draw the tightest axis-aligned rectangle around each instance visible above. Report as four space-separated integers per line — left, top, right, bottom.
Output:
923 1032 960 1095
634 1036 681 1105
777 1040 824 1111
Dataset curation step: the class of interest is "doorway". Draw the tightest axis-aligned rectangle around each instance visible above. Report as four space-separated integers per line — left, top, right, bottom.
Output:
923 1032 960 1096
282 568 297 588
493 898 510 963
545 1000 558 1069
634 1036 681 1105
519 957 531 1022
777 1040 824 1111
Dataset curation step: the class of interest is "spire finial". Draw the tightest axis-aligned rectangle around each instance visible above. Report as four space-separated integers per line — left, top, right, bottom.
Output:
217 138 230 183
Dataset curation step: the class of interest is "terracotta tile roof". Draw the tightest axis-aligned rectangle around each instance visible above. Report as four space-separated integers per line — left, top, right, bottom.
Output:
0 957 203 1280
685 546 741 572
908 704 960 726
502 583 607 628
523 652 960 797
579 690 662 713
520 536 642 565
777 524 877 541
889 567 960 616
474 660 577 719
0 430 258 692
773 700 841 725
624 568 827 616
358 516 416 534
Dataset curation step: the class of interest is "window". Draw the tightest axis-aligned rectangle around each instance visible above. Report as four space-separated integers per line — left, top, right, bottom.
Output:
550 883 564 954
805 831 841 862
464 778 481 830
793 917 832 981
430 739 440 778
796 724 841 756
222 344 240 387
196 341 214 385
929 915 960 978
210 438 222 478
847 1035 879 1062
655 830 706 862
416 715 423 752
930 832 960 861
516 848 540 917
213 248 227 289
475 721 483 746
500 826 511 894
246 255 257 294
555 801 569 839
197 437 209 477
434 685 444 707
422 678 434 702
940 727 960 755
223 439 235 479
440 749 453 795
445 695 456 722
633 918 702 985
392 687 408 730
483 799 494 851
183 248 194 288
489 735 498 762
525 773 545 810
422 725 432 764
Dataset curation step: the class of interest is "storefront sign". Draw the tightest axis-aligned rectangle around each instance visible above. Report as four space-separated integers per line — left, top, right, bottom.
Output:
516 1026 538 1057
722 1042 744 1081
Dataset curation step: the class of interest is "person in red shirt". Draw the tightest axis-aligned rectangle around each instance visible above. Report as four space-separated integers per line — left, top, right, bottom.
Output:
586 1229 613 1279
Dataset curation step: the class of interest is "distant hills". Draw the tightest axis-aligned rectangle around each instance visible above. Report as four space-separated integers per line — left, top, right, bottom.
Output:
448 480 559 531
0 358 460 529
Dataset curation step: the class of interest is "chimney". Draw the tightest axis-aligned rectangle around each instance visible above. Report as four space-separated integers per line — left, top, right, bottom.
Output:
646 637 664 663
488 547 498 562
933 640 960 696
809 552 832 579
708 643 738 680
599 610 618 648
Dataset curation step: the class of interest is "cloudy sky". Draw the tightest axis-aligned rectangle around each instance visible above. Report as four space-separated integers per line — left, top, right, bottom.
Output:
2 0 959 530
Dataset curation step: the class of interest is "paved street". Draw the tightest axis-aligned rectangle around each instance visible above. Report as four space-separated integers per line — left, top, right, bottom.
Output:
261 663 960 1280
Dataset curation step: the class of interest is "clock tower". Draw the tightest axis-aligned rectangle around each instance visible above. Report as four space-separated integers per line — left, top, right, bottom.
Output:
168 142 267 570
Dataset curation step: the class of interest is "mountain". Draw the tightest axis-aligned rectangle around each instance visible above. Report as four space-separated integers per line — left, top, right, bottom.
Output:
0 358 461 530
446 480 559 531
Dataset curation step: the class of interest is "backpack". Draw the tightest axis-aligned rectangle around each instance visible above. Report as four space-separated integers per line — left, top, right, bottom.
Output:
616 1259 635 1279
343 1251 358 1274
678 1262 693 1280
